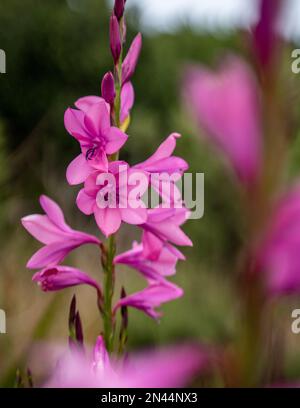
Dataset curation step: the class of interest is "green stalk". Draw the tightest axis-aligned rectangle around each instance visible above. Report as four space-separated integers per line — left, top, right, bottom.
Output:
103 235 116 351
102 18 124 352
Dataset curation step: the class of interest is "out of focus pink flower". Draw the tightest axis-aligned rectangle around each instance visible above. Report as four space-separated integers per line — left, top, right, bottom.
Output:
142 207 192 261
76 162 148 237
122 33 142 85
114 280 183 319
32 265 101 293
256 185 300 295
252 0 283 68
183 56 262 186
22 195 100 269
64 98 128 184
114 241 180 281
46 336 207 388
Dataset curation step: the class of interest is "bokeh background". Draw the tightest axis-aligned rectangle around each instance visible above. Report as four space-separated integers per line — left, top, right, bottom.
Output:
1 0 300 386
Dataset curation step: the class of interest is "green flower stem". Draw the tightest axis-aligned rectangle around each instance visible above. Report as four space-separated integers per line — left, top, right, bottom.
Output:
102 19 124 352
103 235 116 352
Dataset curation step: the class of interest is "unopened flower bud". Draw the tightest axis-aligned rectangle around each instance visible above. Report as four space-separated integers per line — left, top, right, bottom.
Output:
114 0 125 21
110 15 121 65
101 71 115 105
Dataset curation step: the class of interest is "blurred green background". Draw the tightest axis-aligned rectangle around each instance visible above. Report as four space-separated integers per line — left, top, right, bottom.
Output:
1 0 300 386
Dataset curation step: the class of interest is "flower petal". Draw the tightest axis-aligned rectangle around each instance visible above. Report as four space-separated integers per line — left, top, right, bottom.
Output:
120 81 134 123
84 100 110 138
75 96 103 112
33 265 101 292
120 206 147 225
105 127 128 154
64 108 90 143
94 207 122 237
76 189 95 215
66 154 94 186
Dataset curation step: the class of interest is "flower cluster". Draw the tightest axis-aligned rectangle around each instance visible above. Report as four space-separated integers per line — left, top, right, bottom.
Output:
22 0 191 363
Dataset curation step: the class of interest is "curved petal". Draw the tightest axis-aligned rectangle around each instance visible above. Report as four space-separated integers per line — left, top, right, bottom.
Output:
120 81 134 123
26 241 77 269
21 215 66 245
122 33 142 84
64 108 90 143
75 96 103 112
120 206 147 225
94 207 122 237
84 101 110 138
105 127 128 154
39 195 70 231
76 189 95 215
66 154 94 186
114 281 183 319
33 265 101 292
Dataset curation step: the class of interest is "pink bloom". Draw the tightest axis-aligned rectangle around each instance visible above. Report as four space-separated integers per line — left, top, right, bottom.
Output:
114 241 180 281
21 195 100 269
142 207 192 260
134 133 188 204
252 0 282 68
64 98 128 184
122 33 142 84
134 133 187 175
32 265 101 293
46 336 207 388
256 185 300 296
76 161 148 237
183 56 262 186
114 280 183 319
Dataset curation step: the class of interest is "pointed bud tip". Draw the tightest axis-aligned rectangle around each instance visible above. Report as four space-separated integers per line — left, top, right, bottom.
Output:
114 0 125 21
101 72 115 105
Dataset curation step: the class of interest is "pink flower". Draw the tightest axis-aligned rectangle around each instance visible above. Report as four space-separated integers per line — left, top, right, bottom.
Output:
252 0 282 68
114 241 180 281
76 161 149 237
114 280 183 319
183 56 262 186
134 132 188 205
45 336 207 388
134 133 187 175
32 265 101 293
256 185 300 296
122 33 142 84
64 98 128 184
142 207 192 260
21 195 100 269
